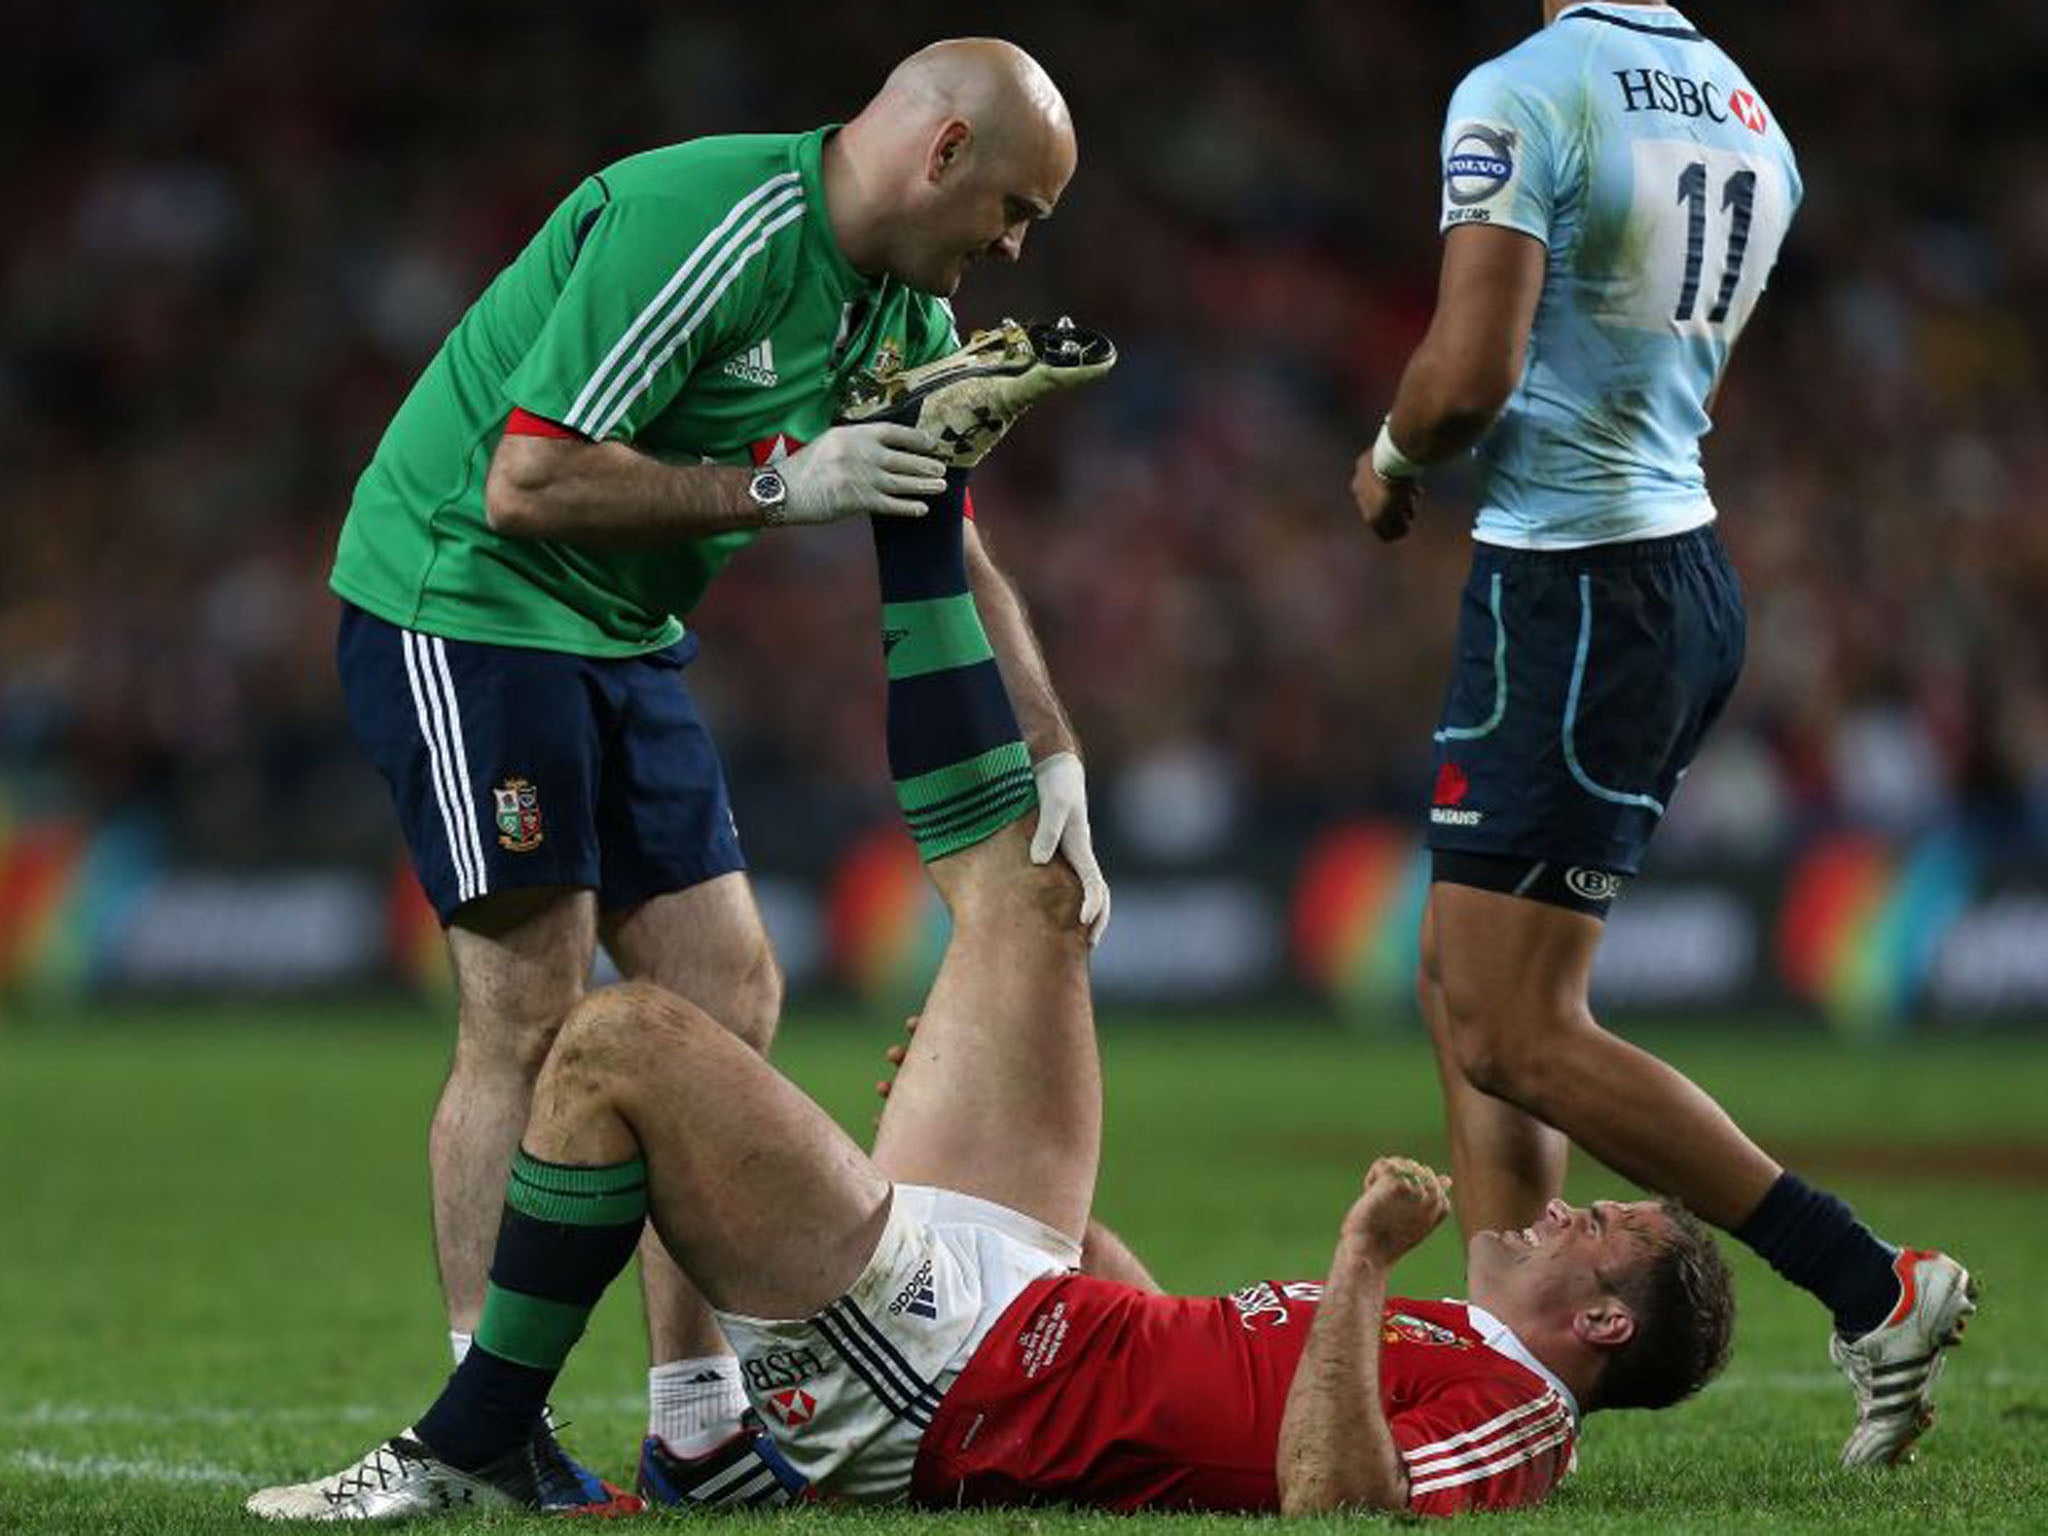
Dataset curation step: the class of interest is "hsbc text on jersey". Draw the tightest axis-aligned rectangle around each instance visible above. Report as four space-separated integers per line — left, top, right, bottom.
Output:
1613 68 1737 123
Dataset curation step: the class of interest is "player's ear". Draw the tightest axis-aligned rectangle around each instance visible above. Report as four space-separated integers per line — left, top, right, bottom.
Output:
927 119 972 184
1575 1299 1636 1350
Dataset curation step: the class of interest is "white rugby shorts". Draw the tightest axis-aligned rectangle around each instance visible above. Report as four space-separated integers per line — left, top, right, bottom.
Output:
713 1184 1080 1501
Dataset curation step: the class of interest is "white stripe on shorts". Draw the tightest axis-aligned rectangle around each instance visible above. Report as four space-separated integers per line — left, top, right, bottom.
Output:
400 631 486 904
425 635 491 892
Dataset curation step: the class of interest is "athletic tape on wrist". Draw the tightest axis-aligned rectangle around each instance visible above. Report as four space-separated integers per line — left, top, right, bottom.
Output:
1371 420 1424 481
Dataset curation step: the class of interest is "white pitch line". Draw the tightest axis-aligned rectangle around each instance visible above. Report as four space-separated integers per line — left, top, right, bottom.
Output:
7 1372 2034 1488
2 1376 2039 1436
4 1450 255 1486
0 1396 649 1432
1723 1369 2037 1393
0 1402 390 1430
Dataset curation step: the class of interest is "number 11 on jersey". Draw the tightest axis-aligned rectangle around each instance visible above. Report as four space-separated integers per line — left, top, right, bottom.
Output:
1675 163 1756 324
1626 140 1789 340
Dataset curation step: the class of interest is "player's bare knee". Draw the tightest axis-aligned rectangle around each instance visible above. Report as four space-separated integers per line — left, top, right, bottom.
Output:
1418 934 1447 998
1012 852 1085 933
724 942 785 1055
1447 1007 1573 1108
1415 948 1446 1012
1417 973 1458 1060
1435 978 1512 1091
547 981 681 1092
1451 1031 1515 1100
539 991 624 1102
454 1000 575 1082
453 968 584 1078
930 828 1082 935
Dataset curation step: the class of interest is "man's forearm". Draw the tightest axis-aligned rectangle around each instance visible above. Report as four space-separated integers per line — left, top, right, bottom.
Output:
1383 337 1511 466
964 523 1078 760
1275 1238 1408 1515
486 436 764 544
1379 225 1546 472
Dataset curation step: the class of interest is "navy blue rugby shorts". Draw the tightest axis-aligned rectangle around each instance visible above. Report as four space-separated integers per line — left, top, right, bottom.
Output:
336 603 745 924
1425 525 1745 913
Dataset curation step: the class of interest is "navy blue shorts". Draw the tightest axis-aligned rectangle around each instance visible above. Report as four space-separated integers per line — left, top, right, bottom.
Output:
336 604 745 924
1426 526 1745 902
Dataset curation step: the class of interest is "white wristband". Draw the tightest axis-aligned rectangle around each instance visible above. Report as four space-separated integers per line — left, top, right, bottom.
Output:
1371 420 1424 482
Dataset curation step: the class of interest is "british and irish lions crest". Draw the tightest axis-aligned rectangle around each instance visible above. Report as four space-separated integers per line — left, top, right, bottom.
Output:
493 776 543 853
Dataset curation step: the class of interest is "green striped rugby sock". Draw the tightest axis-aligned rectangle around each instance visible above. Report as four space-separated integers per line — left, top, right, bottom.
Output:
871 472 1037 861
471 1150 648 1372
505 1148 648 1226
894 739 1037 861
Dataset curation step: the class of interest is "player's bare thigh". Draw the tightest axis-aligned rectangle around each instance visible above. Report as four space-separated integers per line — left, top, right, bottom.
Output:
532 979 891 1321
870 820 1099 1244
447 885 599 1058
1428 881 1602 1039
601 872 783 1051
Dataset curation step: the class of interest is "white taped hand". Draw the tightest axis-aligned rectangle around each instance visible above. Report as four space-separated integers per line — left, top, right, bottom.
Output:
778 423 948 525
1030 751 1111 946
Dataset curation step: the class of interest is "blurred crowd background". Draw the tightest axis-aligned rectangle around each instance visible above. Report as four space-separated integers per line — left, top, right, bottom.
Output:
7 0 2048 882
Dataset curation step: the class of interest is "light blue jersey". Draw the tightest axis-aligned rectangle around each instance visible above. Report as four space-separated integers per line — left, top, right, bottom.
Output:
1438 4 1801 548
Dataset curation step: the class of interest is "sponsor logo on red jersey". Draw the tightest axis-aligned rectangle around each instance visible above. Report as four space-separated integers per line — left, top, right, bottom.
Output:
1383 1311 1472 1349
1229 1280 1324 1330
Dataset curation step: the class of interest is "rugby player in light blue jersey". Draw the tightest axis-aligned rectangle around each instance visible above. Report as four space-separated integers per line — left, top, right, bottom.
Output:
1351 2 1976 1468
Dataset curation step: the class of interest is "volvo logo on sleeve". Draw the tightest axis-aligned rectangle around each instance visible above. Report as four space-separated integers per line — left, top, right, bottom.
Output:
1444 123 1517 206
1565 867 1626 904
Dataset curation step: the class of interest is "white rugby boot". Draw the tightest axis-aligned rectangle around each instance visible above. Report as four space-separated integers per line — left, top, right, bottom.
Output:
1829 1248 1979 1467
246 1433 518 1521
245 1423 642 1521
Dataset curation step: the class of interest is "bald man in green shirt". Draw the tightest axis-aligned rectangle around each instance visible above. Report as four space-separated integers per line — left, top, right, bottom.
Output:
326 38 1107 1509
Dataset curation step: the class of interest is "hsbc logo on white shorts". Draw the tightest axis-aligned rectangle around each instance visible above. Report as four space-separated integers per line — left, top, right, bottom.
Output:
764 1387 816 1429
743 1345 824 1394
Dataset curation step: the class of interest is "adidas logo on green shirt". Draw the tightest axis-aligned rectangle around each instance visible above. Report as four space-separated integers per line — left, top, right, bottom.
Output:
722 338 778 387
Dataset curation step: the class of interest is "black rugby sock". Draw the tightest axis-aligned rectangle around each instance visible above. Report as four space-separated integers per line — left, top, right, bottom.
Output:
414 1151 646 1469
1733 1170 1901 1338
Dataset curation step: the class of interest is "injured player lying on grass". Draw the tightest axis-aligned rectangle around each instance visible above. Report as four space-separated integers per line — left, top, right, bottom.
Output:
246 829 1735 1520
244 841 1732 1518
245 367 1732 1516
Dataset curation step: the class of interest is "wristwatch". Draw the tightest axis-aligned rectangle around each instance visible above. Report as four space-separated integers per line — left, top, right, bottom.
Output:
747 466 789 525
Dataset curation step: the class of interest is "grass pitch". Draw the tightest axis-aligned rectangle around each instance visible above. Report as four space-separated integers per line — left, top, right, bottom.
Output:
3 1005 2045 1534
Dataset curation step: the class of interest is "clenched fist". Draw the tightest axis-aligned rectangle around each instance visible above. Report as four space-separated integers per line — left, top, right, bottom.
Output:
1343 1156 1452 1265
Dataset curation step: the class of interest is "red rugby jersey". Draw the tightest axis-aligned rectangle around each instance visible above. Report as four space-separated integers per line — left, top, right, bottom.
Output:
910 1274 1576 1517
